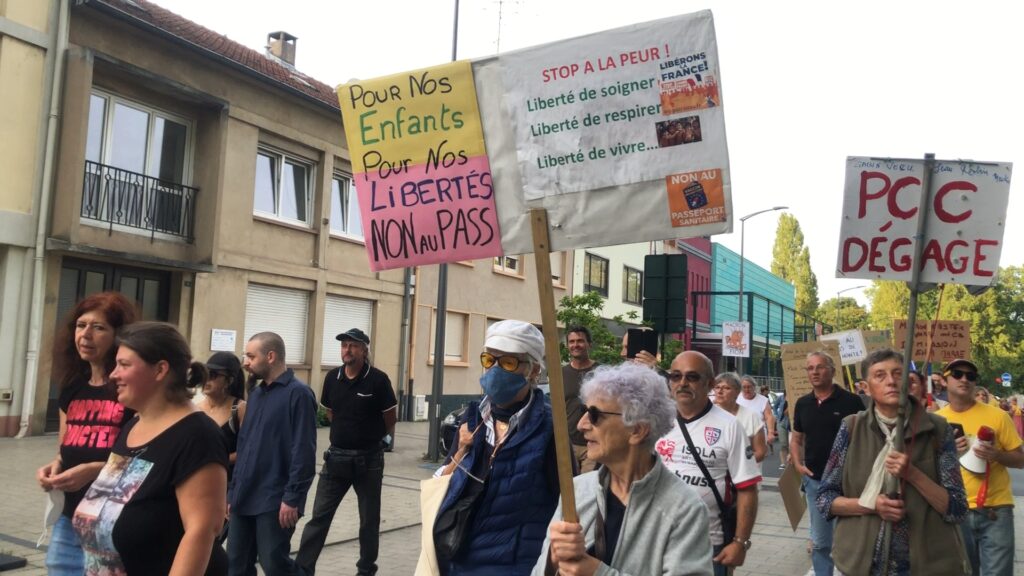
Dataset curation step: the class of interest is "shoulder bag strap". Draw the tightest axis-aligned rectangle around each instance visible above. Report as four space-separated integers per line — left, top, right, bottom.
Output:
677 415 728 514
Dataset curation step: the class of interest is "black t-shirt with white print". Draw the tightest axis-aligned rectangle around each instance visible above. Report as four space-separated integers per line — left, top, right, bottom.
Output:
73 411 228 575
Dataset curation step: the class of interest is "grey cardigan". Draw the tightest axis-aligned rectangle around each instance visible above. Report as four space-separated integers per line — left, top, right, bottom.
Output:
531 456 713 576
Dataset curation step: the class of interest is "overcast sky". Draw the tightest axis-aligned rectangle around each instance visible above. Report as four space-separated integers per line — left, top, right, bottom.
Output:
153 0 1023 306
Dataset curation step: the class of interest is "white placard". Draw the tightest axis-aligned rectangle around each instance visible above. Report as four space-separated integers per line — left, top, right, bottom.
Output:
818 330 868 366
837 157 1012 286
210 329 236 352
722 321 750 358
474 10 733 255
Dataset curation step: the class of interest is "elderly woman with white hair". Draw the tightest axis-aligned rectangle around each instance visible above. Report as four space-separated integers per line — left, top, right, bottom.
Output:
434 320 561 575
534 363 713 576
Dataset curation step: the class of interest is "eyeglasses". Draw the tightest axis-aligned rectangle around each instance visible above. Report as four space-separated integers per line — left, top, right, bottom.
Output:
667 370 703 384
584 405 623 425
945 369 978 382
480 352 526 373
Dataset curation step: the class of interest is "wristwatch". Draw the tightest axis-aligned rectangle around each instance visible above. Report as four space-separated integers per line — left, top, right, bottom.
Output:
734 537 752 551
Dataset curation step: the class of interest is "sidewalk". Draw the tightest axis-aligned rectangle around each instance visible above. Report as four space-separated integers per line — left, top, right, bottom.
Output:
3 422 1023 575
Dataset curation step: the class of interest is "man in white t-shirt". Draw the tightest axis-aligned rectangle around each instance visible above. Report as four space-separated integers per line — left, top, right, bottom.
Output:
738 375 776 445
657 351 762 576
713 372 766 463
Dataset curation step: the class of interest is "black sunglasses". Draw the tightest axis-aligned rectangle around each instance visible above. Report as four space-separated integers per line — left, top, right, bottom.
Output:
584 405 623 425
945 369 978 382
667 370 703 384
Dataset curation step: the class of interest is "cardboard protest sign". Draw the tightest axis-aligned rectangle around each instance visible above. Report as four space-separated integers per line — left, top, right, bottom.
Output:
781 340 842 421
836 157 1012 286
337 61 501 271
818 330 867 366
721 321 750 357
862 330 893 354
892 320 971 363
778 462 807 531
475 10 732 255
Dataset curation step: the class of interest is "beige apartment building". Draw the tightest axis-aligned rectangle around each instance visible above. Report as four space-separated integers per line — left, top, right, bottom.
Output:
2 0 410 436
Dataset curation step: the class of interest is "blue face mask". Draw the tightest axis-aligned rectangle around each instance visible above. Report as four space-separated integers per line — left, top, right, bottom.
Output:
480 364 530 406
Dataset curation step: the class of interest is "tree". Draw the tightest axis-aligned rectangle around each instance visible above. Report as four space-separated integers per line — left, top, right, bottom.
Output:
866 268 1024 393
770 214 819 318
817 296 869 331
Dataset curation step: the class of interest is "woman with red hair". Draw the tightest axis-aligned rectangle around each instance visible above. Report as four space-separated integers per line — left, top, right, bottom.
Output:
36 291 137 575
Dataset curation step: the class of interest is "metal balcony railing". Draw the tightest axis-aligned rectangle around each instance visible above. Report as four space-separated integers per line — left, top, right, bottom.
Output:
81 161 198 242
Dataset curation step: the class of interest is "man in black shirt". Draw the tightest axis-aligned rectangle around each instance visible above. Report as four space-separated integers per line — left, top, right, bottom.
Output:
790 350 864 576
562 326 600 473
296 328 397 576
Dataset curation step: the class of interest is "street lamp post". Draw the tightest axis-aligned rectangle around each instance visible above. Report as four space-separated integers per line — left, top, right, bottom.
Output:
834 285 866 330
738 206 788 322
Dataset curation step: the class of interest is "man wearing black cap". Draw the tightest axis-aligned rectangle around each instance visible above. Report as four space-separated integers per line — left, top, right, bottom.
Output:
296 328 396 576
937 358 1024 575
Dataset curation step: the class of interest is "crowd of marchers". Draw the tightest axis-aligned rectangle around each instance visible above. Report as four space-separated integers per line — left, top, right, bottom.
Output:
35 292 1022 576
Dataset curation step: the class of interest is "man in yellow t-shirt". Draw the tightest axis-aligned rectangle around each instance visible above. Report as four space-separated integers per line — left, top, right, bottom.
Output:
936 358 1024 576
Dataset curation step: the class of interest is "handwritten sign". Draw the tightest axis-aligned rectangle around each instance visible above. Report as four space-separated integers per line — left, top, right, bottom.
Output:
892 320 971 363
721 321 750 357
818 330 867 366
862 330 893 354
338 61 501 271
477 11 732 255
781 340 841 421
836 157 1012 286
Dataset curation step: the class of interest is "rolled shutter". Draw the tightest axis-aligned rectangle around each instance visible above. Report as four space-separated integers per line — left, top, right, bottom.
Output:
244 283 309 364
321 295 374 366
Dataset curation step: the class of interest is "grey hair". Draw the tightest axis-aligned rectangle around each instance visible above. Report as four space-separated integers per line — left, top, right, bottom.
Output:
715 372 742 390
740 374 758 387
860 348 902 378
807 351 836 370
581 363 676 449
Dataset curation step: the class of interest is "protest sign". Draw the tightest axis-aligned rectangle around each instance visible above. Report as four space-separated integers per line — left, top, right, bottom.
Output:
862 330 892 354
778 462 807 531
721 321 750 357
474 10 732 255
781 340 842 421
892 319 971 363
836 157 1012 286
818 329 867 366
338 61 501 271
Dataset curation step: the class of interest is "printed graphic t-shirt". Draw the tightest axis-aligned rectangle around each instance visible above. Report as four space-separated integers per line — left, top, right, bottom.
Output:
73 411 228 575
656 402 762 545
58 379 135 518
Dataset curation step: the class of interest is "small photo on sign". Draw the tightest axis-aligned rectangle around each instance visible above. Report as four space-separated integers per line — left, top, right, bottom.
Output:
666 168 726 227
656 116 702 148
659 74 720 115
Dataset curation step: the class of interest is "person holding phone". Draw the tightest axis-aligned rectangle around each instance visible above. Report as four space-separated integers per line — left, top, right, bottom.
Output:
937 358 1024 575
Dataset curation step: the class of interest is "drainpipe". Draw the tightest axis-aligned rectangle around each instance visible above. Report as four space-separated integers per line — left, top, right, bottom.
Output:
18 0 69 437
395 267 413 420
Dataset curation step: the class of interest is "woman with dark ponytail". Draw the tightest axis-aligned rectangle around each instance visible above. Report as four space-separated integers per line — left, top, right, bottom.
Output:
71 322 228 575
196 351 248 475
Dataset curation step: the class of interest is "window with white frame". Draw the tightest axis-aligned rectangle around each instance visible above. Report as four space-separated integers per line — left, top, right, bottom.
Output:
83 91 194 236
244 283 309 364
321 294 373 365
254 147 313 225
623 266 643 305
429 310 468 363
329 173 363 238
550 251 566 285
583 252 609 297
493 255 522 276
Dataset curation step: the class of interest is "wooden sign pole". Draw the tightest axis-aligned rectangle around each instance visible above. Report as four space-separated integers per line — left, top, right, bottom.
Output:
529 208 578 523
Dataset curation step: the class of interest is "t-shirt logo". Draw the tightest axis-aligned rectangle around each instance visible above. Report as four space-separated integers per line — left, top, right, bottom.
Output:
655 438 676 462
704 426 722 446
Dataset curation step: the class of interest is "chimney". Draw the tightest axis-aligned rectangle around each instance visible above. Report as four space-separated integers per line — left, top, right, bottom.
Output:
266 31 297 67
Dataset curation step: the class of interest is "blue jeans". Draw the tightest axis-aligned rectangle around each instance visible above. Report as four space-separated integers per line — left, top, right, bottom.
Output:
45 515 84 576
227 510 302 576
961 506 1015 576
711 543 728 576
803 476 835 576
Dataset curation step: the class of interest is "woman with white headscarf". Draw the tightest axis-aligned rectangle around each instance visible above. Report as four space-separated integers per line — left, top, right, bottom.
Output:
434 319 560 575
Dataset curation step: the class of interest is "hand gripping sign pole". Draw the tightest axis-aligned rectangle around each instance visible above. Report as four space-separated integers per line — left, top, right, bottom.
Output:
530 208 578 523
880 153 935 575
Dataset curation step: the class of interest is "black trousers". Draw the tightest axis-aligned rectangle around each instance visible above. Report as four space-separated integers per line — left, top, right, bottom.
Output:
296 447 385 576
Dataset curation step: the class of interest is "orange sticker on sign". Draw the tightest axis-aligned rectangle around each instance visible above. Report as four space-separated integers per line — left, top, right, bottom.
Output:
666 169 726 227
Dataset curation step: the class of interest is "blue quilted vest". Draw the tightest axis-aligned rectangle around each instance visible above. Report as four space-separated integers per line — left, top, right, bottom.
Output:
438 389 557 576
